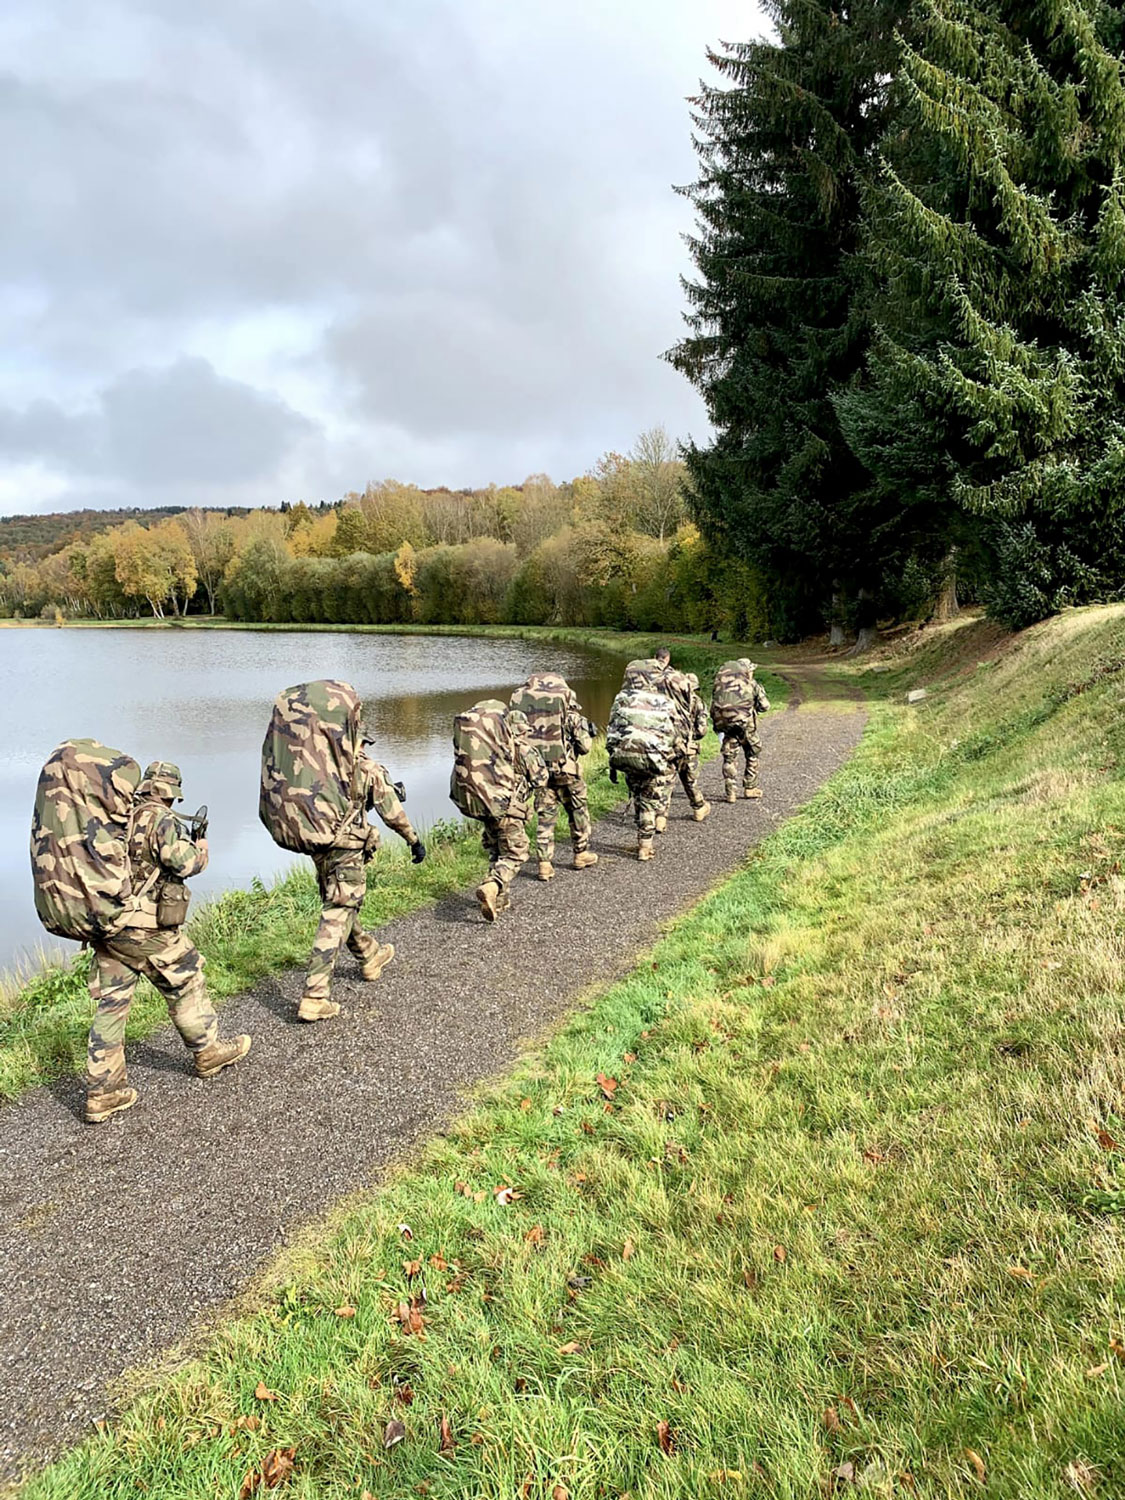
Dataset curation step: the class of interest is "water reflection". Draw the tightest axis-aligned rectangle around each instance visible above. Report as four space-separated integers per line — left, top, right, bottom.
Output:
0 628 623 980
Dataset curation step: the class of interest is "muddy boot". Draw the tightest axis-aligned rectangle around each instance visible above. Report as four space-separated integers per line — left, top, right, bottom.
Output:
573 850 598 870
538 861 555 882
638 837 654 862
85 1086 138 1124
692 801 712 823
477 879 503 921
298 996 339 1022
195 1034 252 1077
724 785 737 804
744 787 763 800
361 942 395 982
654 813 667 835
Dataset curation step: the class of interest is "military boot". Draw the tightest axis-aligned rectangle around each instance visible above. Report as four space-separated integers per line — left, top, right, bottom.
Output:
692 801 712 822
638 838 654 861
195 1034 252 1077
361 942 395 981
496 890 512 912
573 850 598 870
654 814 668 834
538 861 555 882
298 996 339 1022
85 1086 138 1124
744 786 763 800
724 785 737 804
476 879 503 921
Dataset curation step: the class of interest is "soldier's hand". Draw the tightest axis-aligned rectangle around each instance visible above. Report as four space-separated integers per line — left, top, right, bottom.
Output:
411 839 427 864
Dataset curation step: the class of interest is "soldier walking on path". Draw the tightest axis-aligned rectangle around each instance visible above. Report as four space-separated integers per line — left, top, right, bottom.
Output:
606 657 678 862
656 669 711 832
87 761 250 1123
260 681 426 1024
510 671 599 882
711 658 771 801
450 700 548 920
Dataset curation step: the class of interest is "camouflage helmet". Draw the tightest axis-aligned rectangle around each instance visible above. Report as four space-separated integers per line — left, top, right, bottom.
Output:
138 760 183 802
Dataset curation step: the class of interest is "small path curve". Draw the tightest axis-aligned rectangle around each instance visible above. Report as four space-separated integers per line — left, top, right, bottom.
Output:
0 669 864 1481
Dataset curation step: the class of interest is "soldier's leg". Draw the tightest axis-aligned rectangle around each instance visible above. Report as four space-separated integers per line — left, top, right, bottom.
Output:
653 766 675 833
478 816 529 919
481 817 500 863
129 928 220 1058
679 751 707 811
535 783 560 870
561 776 597 867
744 731 764 797
721 733 740 801
634 775 658 858
302 851 365 1014
86 945 139 1096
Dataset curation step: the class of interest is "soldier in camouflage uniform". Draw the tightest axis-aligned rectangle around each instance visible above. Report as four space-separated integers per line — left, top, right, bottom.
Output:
468 708 552 918
86 762 250 1124
299 748 426 1023
533 682 599 882
655 670 711 832
716 663 771 801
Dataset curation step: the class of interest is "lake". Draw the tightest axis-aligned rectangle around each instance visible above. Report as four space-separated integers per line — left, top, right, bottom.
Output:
0 627 624 982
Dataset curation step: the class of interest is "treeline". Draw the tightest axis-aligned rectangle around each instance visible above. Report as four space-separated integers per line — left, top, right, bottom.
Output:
0 431 771 637
670 0 1125 635
0 505 249 564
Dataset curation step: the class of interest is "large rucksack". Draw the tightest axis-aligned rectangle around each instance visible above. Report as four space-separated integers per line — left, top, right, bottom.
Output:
30 739 143 942
259 680 364 854
509 672 570 765
711 659 758 731
450 699 517 821
621 658 667 692
606 687 675 777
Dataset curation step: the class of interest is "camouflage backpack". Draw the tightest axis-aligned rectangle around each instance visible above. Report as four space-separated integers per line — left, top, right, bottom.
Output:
30 739 143 942
259 680 364 854
621 658 667 691
509 672 570 765
710 659 758 731
605 686 675 777
450 699 517 821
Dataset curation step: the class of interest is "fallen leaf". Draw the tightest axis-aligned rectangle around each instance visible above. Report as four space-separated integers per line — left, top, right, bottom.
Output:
430 1253 448 1271
384 1418 406 1449
773 1245 787 1263
239 1470 260 1499
824 1406 841 1434
404 1258 422 1279
1007 1266 1034 1282
261 1446 296 1488
964 1448 986 1483
1110 1338 1125 1362
525 1223 545 1245
395 1300 412 1325
520 1098 532 1112
399 1223 414 1240
596 1073 618 1099
454 1180 470 1197
581 1120 595 1135
93 1418 108 1435
254 1381 278 1402
334 1305 357 1318
557 1340 582 1355
439 1414 454 1452
552 1487 569 1500
519 1476 534 1500
623 1052 636 1063
244 1415 261 1432
840 1396 858 1418
494 1185 521 1206
1087 1362 1110 1378
408 1306 426 1335
657 1420 675 1454
623 1239 636 1261
832 1460 855 1485
1097 1128 1120 1151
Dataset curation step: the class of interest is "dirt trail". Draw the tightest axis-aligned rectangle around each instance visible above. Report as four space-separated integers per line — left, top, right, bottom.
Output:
0 667 864 1481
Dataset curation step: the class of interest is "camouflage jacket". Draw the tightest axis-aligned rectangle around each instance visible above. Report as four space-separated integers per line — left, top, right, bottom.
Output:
507 733 550 822
553 692 595 782
342 752 418 857
127 797 208 929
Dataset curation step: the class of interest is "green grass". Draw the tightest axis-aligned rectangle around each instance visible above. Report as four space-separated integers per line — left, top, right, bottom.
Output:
1 625 769 1102
22 604 1125 1499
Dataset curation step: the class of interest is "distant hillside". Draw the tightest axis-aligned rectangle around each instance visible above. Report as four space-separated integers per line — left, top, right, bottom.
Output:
0 506 248 562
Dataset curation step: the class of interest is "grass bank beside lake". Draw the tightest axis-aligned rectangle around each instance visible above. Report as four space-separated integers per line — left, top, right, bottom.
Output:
0 629 781 1102
23 605 1125 1500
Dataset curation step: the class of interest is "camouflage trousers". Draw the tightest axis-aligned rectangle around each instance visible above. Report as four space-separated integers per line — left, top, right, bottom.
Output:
480 815 531 891
658 749 706 816
535 772 591 863
304 848 380 1003
721 726 762 793
87 926 217 1094
623 770 664 840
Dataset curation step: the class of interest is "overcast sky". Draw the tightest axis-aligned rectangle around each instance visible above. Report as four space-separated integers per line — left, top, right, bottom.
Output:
1 0 765 516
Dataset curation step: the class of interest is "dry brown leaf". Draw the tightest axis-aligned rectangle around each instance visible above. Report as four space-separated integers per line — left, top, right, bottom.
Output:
408 1306 426 1335
824 1406 841 1434
519 1476 534 1500
403 1258 422 1279
238 1470 260 1499
552 1487 570 1500
1087 1362 1110 1378
525 1223 545 1245
623 1052 637 1063
383 1417 406 1449
1110 1338 1125 1362
334 1305 357 1318
244 1414 261 1432
840 1396 858 1418
430 1253 448 1271
622 1239 636 1261
439 1414 455 1453
1007 1266 1034 1282
494 1185 521 1206
261 1446 296 1488
773 1245 787 1263
1097 1128 1120 1151
557 1340 582 1355
657 1419 675 1454
596 1073 619 1098
520 1098 532 1112
254 1381 278 1402
964 1448 986 1483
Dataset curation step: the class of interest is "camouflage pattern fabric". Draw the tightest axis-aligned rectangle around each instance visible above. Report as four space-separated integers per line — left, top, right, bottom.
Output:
721 725 764 794
509 673 570 765
127 795 208 929
137 760 183 802
621 658 669 692
30 739 142 942
451 700 520 821
624 770 664 839
535 773 591 862
606 687 675 777
480 815 532 891
711 660 770 732
87 927 217 1094
260 680 364 854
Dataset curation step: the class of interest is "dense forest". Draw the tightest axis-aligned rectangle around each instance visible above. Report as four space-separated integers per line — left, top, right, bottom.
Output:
6 0 1125 642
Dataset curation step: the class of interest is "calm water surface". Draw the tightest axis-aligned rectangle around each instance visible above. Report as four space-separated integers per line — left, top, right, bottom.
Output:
0 628 623 980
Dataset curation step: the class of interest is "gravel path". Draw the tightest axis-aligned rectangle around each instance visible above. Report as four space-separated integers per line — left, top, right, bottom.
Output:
0 671 864 1481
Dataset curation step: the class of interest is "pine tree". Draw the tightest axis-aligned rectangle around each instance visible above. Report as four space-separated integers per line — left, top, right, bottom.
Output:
668 0 915 640
840 0 1125 627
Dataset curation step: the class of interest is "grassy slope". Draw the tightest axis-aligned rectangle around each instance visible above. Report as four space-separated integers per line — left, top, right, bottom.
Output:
0 629 778 1100
23 605 1125 1499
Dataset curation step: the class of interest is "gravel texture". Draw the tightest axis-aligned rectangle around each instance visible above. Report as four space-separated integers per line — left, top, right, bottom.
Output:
0 675 864 1480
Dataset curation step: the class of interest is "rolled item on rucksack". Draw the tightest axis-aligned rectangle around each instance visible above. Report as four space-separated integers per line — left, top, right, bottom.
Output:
710 659 759 732
259 679 364 854
606 687 676 777
30 739 143 942
450 699 518 821
509 672 569 765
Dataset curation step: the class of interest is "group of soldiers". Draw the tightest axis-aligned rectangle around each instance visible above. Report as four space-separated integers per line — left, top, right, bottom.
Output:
52 648 768 1125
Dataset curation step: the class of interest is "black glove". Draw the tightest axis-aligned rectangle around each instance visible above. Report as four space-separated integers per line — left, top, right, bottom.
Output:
410 839 427 864
609 766 619 784
393 780 407 804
